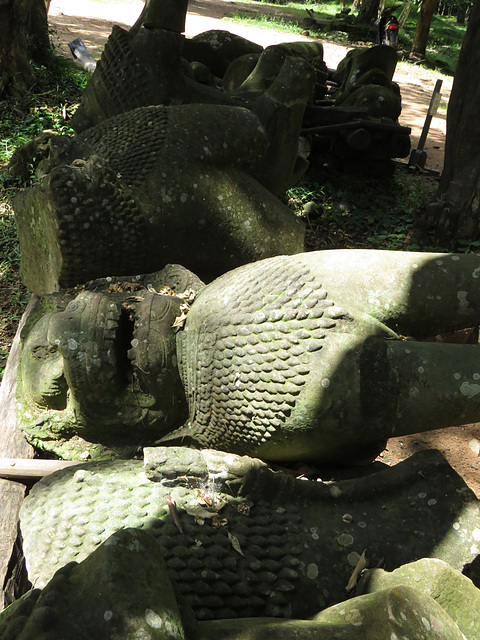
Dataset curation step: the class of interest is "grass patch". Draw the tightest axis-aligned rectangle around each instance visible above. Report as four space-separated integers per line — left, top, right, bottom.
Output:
0 56 87 167
225 11 306 33
227 0 467 70
0 54 87 378
287 167 442 253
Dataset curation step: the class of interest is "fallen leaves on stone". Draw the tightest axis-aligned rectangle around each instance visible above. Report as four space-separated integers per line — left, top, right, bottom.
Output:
145 284 196 329
345 549 367 593
228 531 245 556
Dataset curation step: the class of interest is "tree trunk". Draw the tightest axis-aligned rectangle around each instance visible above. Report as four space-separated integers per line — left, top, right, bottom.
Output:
356 0 380 23
0 0 50 98
419 0 480 247
398 0 413 28
411 0 439 56
456 3 467 25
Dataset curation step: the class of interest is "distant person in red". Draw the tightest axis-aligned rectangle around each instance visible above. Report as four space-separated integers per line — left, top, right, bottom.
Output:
377 8 399 47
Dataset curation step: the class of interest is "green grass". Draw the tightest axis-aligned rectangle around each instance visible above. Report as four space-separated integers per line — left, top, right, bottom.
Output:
227 0 467 70
226 12 306 33
0 54 87 378
0 57 87 167
287 168 443 253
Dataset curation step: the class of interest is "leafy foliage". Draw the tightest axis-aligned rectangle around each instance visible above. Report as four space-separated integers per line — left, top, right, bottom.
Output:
0 56 87 167
287 168 442 252
0 54 87 378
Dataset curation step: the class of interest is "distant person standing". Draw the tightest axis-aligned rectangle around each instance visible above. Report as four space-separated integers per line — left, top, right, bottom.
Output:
377 7 399 47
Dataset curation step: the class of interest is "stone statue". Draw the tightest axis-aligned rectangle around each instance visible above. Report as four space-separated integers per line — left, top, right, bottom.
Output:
11 0 334 293
2 527 476 639
16 265 202 459
13 100 306 294
17 447 480 619
69 0 325 136
332 45 402 121
15 250 480 464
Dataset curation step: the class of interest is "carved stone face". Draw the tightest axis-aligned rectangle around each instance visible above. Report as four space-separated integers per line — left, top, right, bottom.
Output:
16 267 201 459
21 312 68 411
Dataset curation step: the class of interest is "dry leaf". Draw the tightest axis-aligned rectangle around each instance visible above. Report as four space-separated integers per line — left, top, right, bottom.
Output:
345 549 367 593
142 286 196 328
237 503 251 516
212 515 228 528
184 503 216 524
172 312 188 328
158 285 177 295
227 531 244 556
106 282 144 293
177 288 196 302
65 284 85 295
165 494 184 534
195 489 227 511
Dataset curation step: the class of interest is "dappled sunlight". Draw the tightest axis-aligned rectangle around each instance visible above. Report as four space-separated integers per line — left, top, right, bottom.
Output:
47 0 450 173
382 422 480 498
49 14 132 59
397 81 448 171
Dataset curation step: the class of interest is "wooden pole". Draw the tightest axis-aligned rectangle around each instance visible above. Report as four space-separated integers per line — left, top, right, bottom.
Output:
0 458 84 480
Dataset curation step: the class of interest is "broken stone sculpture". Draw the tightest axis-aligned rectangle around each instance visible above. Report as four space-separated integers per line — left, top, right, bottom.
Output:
309 586 467 640
301 44 410 175
18 447 480 623
66 0 322 197
200 586 468 639
12 0 333 292
16 265 203 460
332 45 401 120
70 0 325 134
69 0 239 130
15 249 480 463
69 11 319 195
182 29 263 81
1 526 472 640
13 100 306 294
221 39 327 97
357 557 480 639
0 528 191 640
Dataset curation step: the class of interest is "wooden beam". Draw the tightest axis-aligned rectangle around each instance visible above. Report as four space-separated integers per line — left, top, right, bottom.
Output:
0 458 83 480
0 298 35 611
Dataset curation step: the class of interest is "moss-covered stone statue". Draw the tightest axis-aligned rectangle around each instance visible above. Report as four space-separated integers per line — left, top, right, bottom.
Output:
332 45 401 121
15 249 480 464
12 0 332 293
0 445 477 639
13 99 306 294
68 0 324 134
2 526 476 639
16 447 480 622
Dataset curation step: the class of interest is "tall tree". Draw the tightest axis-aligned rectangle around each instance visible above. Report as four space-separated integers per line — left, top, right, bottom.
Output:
421 0 480 246
0 0 50 98
411 0 440 56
